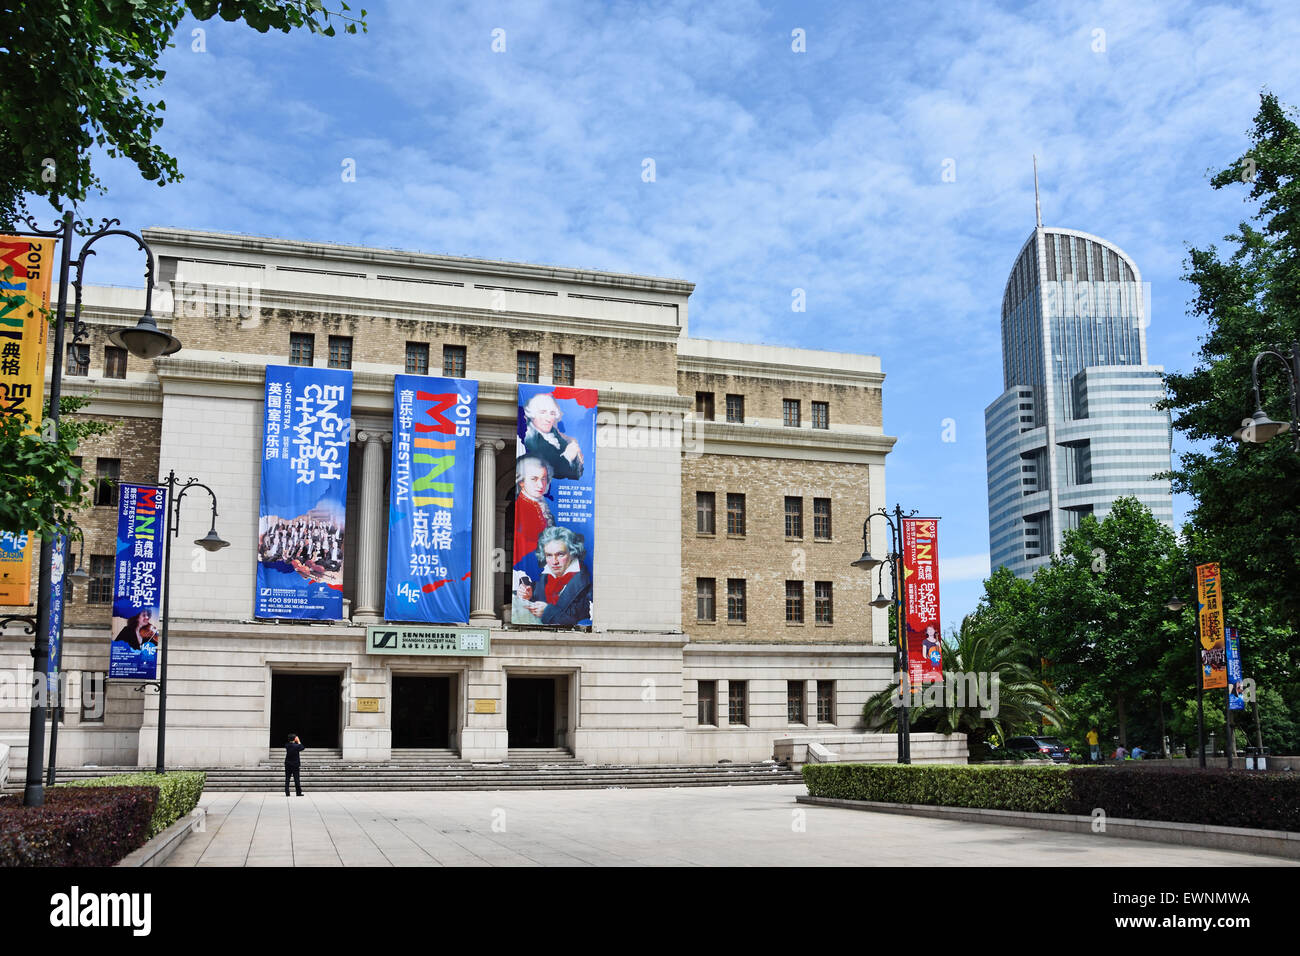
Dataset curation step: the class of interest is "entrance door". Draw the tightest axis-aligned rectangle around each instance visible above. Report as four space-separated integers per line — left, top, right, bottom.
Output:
270 673 341 749
507 677 556 748
392 675 452 749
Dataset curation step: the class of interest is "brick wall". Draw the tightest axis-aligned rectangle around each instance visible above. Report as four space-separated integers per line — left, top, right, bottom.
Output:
679 369 882 429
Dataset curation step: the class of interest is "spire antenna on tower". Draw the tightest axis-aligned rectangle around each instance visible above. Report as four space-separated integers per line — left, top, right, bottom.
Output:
1033 155 1043 228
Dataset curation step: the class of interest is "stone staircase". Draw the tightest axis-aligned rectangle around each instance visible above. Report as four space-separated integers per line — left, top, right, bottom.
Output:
47 754 803 792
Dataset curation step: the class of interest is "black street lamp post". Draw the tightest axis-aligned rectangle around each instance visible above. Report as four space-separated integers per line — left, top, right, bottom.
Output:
156 470 229 774
1232 342 1299 452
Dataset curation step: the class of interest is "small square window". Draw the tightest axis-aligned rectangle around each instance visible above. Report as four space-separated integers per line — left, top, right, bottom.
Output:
328 335 352 369
726 579 746 622
725 394 744 423
517 351 539 383
696 578 716 622
785 580 804 623
88 554 114 604
813 498 832 540
697 681 717 725
696 492 715 534
553 353 575 386
726 493 745 535
289 333 314 366
65 343 89 377
443 344 466 378
784 496 803 539
812 401 829 429
728 681 748 725
405 342 429 375
104 346 127 379
94 459 120 508
783 399 801 427
695 391 714 421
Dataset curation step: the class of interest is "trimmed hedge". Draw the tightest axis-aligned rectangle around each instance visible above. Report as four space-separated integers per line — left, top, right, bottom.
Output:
0 786 157 867
803 763 1300 832
61 771 206 838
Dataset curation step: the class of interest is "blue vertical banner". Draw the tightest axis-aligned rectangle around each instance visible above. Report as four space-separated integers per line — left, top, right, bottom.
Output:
384 375 477 622
511 385 597 628
1226 626 1245 711
109 484 166 681
256 365 353 619
47 532 68 698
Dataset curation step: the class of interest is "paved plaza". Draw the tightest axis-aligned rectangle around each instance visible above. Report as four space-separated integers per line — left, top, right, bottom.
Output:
166 785 1295 867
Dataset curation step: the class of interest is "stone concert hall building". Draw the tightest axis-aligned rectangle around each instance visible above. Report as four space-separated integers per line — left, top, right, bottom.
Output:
1 228 895 769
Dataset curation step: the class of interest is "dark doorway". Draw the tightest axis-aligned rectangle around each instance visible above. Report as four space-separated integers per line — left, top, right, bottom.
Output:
270 673 340 749
507 677 556 748
392 675 452 748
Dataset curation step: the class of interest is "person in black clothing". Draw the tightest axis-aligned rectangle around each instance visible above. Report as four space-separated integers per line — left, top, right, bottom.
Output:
285 733 305 796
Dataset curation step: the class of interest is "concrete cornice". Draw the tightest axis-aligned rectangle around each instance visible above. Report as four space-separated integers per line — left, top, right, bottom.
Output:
676 352 885 388
142 227 696 295
691 420 896 459
58 378 163 418
684 641 893 657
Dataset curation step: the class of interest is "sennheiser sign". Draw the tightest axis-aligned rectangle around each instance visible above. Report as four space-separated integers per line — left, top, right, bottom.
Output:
366 625 490 656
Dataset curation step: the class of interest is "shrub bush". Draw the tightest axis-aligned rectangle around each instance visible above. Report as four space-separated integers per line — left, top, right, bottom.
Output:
803 763 1300 831
61 771 206 838
0 786 157 866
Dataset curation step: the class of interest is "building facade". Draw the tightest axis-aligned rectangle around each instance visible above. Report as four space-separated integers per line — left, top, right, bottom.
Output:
1 228 895 769
985 226 1174 578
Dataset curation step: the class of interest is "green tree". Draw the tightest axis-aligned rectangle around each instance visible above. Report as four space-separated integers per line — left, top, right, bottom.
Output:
1159 91 1300 643
0 0 367 226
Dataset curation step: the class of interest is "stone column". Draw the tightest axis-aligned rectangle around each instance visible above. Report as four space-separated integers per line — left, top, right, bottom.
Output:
352 430 388 622
471 439 504 625
806 679 819 727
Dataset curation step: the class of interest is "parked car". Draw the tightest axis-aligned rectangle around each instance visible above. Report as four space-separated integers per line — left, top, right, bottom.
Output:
1003 735 1071 763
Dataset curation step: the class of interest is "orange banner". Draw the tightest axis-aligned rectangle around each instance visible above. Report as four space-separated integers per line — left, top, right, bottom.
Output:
0 235 56 605
1196 562 1227 691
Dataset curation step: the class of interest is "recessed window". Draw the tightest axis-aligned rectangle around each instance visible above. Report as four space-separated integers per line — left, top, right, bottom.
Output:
784 496 803 539
725 394 744 423
65 343 89 377
813 498 832 540
812 401 829 429
553 353 575 386
94 459 120 508
787 681 805 724
815 581 833 624
104 346 127 379
405 342 429 375
727 579 746 622
726 493 745 535
786 580 804 623
695 391 714 421
517 350 539 383
328 335 352 369
289 332 314 366
783 399 801 427
697 681 717 725
443 344 466 378
696 492 715 534
696 578 716 622
817 681 835 723
728 681 748 726
88 555 114 604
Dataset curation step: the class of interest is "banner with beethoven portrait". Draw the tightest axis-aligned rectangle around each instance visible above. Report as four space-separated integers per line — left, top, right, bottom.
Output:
511 385 597 628
383 375 477 623
109 484 166 681
256 365 352 620
901 517 943 687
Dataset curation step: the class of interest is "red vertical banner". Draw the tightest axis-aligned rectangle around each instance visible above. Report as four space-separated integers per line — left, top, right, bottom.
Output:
901 517 942 686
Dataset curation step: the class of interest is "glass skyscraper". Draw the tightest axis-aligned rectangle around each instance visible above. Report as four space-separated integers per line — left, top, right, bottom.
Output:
985 226 1174 578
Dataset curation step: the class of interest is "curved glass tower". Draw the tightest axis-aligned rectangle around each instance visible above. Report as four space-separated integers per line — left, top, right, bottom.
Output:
985 227 1173 578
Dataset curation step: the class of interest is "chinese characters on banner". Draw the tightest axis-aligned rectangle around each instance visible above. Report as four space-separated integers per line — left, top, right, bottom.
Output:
384 375 477 622
511 385 597 628
109 484 166 680
1196 562 1227 690
0 236 56 605
901 517 942 686
256 365 352 619
1226 626 1245 711
48 533 68 697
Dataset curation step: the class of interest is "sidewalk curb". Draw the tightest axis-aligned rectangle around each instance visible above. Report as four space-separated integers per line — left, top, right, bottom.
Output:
116 808 206 868
796 796 1300 860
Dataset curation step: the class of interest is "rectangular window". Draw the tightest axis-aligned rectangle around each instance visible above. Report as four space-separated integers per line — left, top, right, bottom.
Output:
65 343 89 377
405 342 429 375
726 579 746 622
725 394 744 423
726 493 745 535
289 332 314 366
817 681 835 723
696 578 716 622
517 350 539 383
328 335 352 369
815 581 833 624
696 491 715 534
443 344 466 378
812 401 829 429
784 496 803 538
697 681 716 725
783 398 801 427
813 498 832 540
94 459 120 507
695 391 714 421
88 554 114 604
728 681 747 726
103 346 127 379
787 680 805 724
553 353 575 386
785 580 804 623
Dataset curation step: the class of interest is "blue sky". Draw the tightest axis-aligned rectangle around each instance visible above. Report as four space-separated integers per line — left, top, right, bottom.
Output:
66 0 1300 630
